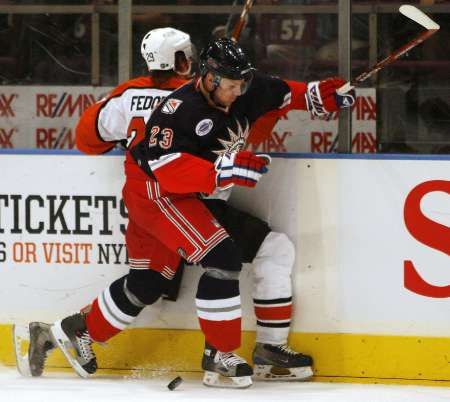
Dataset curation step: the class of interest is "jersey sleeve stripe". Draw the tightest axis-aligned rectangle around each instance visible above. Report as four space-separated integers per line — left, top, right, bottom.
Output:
279 92 292 109
148 153 182 171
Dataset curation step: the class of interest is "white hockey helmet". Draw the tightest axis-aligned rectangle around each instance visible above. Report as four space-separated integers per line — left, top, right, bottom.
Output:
141 27 193 72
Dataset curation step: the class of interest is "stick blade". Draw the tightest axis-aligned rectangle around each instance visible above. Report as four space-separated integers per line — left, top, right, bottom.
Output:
399 5 440 30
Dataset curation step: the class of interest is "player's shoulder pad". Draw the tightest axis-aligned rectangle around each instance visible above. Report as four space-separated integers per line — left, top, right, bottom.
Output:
251 70 285 88
109 76 152 98
158 82 203 116
246 70 290 100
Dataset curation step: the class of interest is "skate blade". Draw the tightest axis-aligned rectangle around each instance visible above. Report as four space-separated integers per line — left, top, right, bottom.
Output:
203 371 252 388
50 320 90 379
13 324 32 377
253 364 313 381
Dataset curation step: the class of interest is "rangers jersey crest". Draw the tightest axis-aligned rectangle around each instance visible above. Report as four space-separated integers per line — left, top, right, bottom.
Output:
213 119 249 156
161 98 183 114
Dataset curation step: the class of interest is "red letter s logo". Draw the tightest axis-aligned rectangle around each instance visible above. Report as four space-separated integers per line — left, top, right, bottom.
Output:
403 180 450 298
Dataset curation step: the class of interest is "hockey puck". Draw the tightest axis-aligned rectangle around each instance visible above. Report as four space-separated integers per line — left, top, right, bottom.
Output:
167 376 183 391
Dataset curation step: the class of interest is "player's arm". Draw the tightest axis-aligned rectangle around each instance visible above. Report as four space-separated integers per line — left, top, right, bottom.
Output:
147 152 218 194
130 101 216 193
131 113 270 194
247 74 355 146
76 101 116 154
247 74 355 145
132 92 271 193
147 151 270 194
245 74 307 146
76 83 131 155
251 72 355 117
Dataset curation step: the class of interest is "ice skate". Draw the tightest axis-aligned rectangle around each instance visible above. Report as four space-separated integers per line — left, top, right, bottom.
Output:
201 343 253 388
50 313 97 378
252 343 313 381
14 322 56 377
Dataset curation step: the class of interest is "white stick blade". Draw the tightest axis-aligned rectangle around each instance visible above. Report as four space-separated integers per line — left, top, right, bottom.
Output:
399 5 440 30
13 324 32 377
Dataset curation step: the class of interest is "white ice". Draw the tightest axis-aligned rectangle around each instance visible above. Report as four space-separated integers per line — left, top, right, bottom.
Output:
1 366 450 402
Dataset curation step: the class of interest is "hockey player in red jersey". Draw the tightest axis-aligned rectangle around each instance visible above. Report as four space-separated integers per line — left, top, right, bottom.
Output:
16 35 355 389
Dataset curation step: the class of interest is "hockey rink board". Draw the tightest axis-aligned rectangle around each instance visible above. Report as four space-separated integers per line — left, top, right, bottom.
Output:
0 153 449 384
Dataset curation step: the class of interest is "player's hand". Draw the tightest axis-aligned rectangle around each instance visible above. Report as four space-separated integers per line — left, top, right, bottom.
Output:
215 151 271 189
305 77 355 117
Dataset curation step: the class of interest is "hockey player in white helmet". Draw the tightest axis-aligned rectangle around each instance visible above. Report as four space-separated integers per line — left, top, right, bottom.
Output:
141 27 193 75
75 27 194 155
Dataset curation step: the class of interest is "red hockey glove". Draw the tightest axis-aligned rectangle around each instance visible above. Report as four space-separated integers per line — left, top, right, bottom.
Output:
305 77 355 117
215 151 271 190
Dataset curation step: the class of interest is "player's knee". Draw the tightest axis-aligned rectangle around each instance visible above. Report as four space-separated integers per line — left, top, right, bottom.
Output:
254 232 295 277
199 237 242 272
125 269 166 305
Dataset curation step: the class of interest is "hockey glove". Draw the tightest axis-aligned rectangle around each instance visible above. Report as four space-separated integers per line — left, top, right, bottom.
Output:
215 151 271 190
305 77 356 117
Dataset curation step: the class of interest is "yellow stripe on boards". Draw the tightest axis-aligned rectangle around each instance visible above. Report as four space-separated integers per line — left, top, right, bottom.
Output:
1 325 450 385
288 332 450 382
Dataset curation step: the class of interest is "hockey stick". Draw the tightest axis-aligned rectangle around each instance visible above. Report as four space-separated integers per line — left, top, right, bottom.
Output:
231 0 255 42
224 0 239 37
337 5 440 94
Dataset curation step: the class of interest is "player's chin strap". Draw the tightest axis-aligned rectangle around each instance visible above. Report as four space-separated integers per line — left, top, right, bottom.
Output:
209 74 226 107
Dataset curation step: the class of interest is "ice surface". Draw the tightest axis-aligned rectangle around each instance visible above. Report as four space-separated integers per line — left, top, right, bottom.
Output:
1 366 450 402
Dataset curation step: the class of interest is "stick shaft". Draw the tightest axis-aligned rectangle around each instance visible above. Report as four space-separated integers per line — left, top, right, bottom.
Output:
337 28 438 94
351 29 438 86
231 0 254 41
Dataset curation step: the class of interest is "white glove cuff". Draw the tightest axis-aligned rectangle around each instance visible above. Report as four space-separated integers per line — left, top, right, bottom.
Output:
306 81 327 117
215 152 237 190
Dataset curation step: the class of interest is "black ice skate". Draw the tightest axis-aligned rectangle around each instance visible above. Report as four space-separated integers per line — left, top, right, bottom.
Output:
14 322 56 377
252 343 314 381
202 343 253 388
50 313 97 378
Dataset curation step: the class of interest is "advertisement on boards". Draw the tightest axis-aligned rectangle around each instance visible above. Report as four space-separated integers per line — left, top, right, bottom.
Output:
0 87 375 153
0 87 112 149
1 155 449 337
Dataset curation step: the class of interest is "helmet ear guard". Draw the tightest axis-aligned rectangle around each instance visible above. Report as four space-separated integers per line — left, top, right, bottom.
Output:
211 73 222 90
